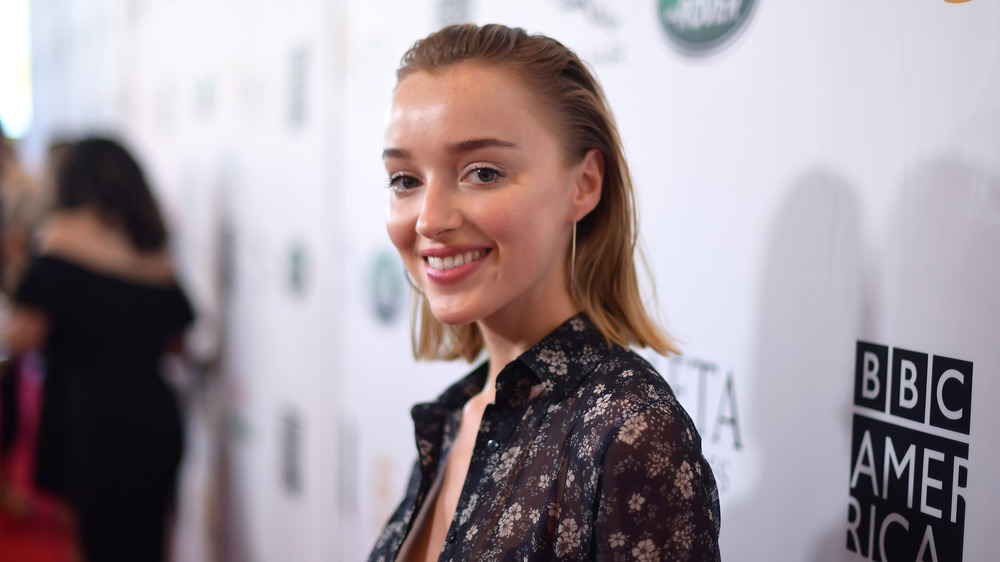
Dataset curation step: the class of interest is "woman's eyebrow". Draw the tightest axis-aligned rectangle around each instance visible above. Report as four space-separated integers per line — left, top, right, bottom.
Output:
382 147 409 160
382 138 516 160
446 138 516 153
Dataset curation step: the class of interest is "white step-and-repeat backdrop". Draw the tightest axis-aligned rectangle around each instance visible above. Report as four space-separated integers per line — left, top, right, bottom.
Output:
25 1 999 560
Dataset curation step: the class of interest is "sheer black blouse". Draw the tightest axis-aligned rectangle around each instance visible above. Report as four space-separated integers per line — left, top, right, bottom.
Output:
368 315 721 561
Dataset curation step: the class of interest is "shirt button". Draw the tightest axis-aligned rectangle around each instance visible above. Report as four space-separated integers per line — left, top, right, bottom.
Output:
446 531 458 543
486 439 499 453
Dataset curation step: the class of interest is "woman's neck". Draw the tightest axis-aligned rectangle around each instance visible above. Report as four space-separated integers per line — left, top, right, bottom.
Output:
478 304 580 394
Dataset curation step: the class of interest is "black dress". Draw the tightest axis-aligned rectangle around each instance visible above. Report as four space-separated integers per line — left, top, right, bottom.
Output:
15 255 194 561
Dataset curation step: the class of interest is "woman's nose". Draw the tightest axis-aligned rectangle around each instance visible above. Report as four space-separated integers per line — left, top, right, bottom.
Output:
415 178 462 239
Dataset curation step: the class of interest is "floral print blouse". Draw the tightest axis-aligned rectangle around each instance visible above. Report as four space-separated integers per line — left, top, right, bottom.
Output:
368 315 721 561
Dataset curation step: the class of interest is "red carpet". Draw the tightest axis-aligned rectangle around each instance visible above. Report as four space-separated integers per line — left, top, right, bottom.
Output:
0 505 76 562
0 356 76 561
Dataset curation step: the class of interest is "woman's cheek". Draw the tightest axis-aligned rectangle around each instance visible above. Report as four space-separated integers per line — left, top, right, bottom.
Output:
468 195 519 240
385 204 417 258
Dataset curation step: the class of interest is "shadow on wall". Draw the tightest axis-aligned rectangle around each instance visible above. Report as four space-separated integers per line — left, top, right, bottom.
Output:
723 159 1000 561
880 158 1000 355
876 159 1000 560
722 170 865 562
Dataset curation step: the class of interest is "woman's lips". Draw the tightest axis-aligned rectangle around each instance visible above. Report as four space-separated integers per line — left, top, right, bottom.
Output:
422 248 491 284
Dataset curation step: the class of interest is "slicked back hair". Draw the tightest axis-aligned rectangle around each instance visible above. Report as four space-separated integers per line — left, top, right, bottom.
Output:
396 24 678 361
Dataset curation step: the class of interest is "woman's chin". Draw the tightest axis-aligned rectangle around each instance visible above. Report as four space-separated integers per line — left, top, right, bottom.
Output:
428 302 481 327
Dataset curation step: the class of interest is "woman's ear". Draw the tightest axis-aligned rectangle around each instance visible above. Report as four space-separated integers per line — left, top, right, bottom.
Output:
571 148 604 221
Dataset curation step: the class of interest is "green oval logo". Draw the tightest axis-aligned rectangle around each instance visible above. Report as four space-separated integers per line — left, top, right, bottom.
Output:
658 0 757 55
368 250 404 325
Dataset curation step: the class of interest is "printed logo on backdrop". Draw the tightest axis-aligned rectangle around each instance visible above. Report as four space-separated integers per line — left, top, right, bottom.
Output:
847 341 973 561
438 0 469 26
288 242 309 297
281 409 302 495
657 0 756 55
558 0 619 29
368 250 405 325
289 46 309 129
559 0 626 65
196 75 216 120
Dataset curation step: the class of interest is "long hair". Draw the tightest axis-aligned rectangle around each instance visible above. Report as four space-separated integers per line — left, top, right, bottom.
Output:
397 23 678 361
54 137 167 251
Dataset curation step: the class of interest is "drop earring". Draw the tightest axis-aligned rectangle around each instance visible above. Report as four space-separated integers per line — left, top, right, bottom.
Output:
570 217 577 291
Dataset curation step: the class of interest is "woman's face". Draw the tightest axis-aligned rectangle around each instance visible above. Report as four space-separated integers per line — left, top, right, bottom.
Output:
384 63 598 332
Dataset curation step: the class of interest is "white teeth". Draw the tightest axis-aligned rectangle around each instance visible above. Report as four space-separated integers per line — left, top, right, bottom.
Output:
426 250 484 271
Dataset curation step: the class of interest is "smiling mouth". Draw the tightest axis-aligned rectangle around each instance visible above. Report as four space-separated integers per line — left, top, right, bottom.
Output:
425 249 489 271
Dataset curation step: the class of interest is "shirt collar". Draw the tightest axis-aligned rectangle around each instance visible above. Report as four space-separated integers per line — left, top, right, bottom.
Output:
495 313 612 408
414 313 613 418
408 314 612 475
409 364 488 478
411 363 487 424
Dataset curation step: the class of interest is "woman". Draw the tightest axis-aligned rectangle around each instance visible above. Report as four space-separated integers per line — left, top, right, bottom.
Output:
5 137 194 561
369 24 721 561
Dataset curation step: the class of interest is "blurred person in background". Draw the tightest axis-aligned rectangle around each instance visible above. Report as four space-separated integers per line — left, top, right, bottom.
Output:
5 136 194 562
0 122 50 522
0 121 50 294
370 24 720 561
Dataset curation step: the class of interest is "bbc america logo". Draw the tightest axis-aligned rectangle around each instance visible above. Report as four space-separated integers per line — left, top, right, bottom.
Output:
847 341 973 561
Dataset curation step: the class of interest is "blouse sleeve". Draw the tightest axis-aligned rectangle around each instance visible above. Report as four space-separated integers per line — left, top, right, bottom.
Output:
592 401 721 561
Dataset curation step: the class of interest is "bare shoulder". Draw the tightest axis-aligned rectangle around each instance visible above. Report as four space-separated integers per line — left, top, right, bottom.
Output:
39 210 176 285
36 210 80 246
38 209 100 248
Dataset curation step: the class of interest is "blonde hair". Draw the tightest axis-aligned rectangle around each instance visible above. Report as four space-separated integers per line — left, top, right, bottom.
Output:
397 23 678 361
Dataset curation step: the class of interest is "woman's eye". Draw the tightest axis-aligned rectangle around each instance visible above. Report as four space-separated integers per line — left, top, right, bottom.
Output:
469 167 502 184
388 174 421 191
